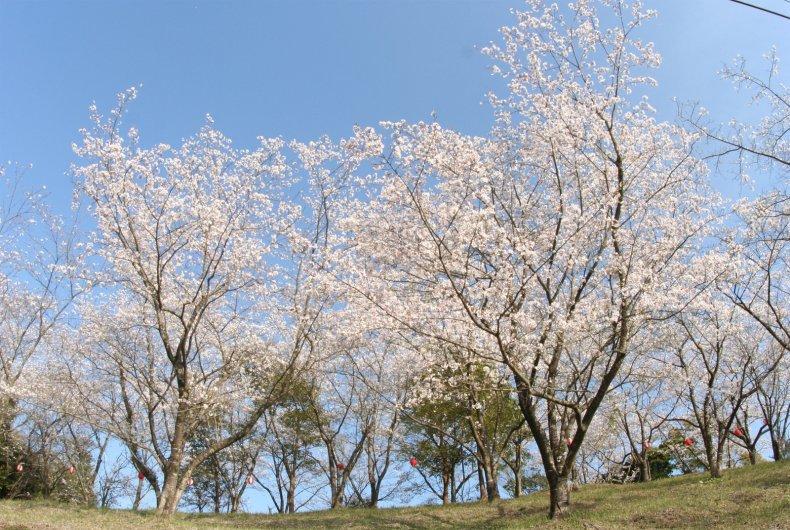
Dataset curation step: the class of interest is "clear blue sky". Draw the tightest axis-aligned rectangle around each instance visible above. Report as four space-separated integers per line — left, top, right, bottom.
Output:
1 0 788 511
1 0 788 214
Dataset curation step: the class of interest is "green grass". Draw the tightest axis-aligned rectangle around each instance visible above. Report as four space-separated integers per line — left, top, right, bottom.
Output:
1 461 788 529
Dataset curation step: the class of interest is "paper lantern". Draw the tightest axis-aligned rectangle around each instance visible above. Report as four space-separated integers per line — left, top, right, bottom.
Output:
246 475 254 485
763 418 770 426
565 437 573 446
68 465 76 475
138 471 145 481
187 477 194 486
336 463 345 471
732 427 744 437
409 457 418 468
683 437 694 447
15 463 23 473
643 442 652 450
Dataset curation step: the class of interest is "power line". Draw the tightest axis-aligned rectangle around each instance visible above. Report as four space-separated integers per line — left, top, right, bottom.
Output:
727 0 790 20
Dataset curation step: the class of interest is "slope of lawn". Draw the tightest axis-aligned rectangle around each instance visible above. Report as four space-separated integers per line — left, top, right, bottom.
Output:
0 460 787 529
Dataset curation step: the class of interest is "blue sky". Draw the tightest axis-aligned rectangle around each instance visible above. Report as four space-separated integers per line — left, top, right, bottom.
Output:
1 0 788 512
1 0 788 214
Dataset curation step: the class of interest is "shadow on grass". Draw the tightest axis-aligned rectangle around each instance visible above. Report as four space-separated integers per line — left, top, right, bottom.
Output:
755 475 790 488
469 501 598 530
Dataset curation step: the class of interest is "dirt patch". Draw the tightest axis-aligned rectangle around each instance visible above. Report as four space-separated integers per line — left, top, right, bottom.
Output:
730 491 763 504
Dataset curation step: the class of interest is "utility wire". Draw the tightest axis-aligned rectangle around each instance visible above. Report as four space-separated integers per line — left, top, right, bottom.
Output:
727 0 790 20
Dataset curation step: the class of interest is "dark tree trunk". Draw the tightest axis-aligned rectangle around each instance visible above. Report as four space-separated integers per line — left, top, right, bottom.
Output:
547 471 570 519
476 461 486 501
769 431 783 461
639 457 651 482
132 479 143 511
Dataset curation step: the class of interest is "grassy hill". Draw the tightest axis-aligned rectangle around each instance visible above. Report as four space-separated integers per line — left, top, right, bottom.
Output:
0 461 787 529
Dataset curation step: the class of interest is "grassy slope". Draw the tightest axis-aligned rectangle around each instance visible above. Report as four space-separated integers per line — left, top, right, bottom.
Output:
0 461 787 530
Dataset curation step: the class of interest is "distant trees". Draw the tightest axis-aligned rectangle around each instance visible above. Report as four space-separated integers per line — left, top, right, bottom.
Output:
401 395 474 505
671 283 784 478
0 164 85 503
756 364 790 461
257 381 321 513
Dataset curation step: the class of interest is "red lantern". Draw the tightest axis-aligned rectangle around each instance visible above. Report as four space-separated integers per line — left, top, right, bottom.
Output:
246 475 254 485
15 463 24 473
187 477 194 486
763 418 770 426
68 465 76 475
409 457 418 468
732 427 745 437
644 442 652 450
683 437 694 447
565 437 573 447
137 471 145 481
336 463 345 471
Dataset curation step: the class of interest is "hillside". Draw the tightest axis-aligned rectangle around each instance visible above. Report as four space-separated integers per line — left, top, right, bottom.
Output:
0 461 787 529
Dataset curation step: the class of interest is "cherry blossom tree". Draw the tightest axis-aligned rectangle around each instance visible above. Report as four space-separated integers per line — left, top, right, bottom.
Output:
0 164 82 431
3 0 787 518
610 344 679 482
685 50 789 351
54 85 385 515
350 338 409 508
754 357 790 461
729 395 771 466
0 164 85 502
684 47 789 466
58 90 300 514
334 0 712 518
302 354 374 509
671 276 785 478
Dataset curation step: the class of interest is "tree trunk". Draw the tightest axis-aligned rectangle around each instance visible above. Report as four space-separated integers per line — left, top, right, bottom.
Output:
441 469 450 505
329 466 344 509
155 397 189 515
484 462 500 501
230 494 241 513
157 481 187 515
450 467 457 504
213 479 221 513
547 472 570 519
769 432 782 461
365 438 379 508
701 430 723 479
514 473 522 497
476 461 486 501
709 448 723 479
513 443 523 497
639 456 651 482
287 469 297 513
156 467 188 515
331 490 343 508
132 479 143 510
